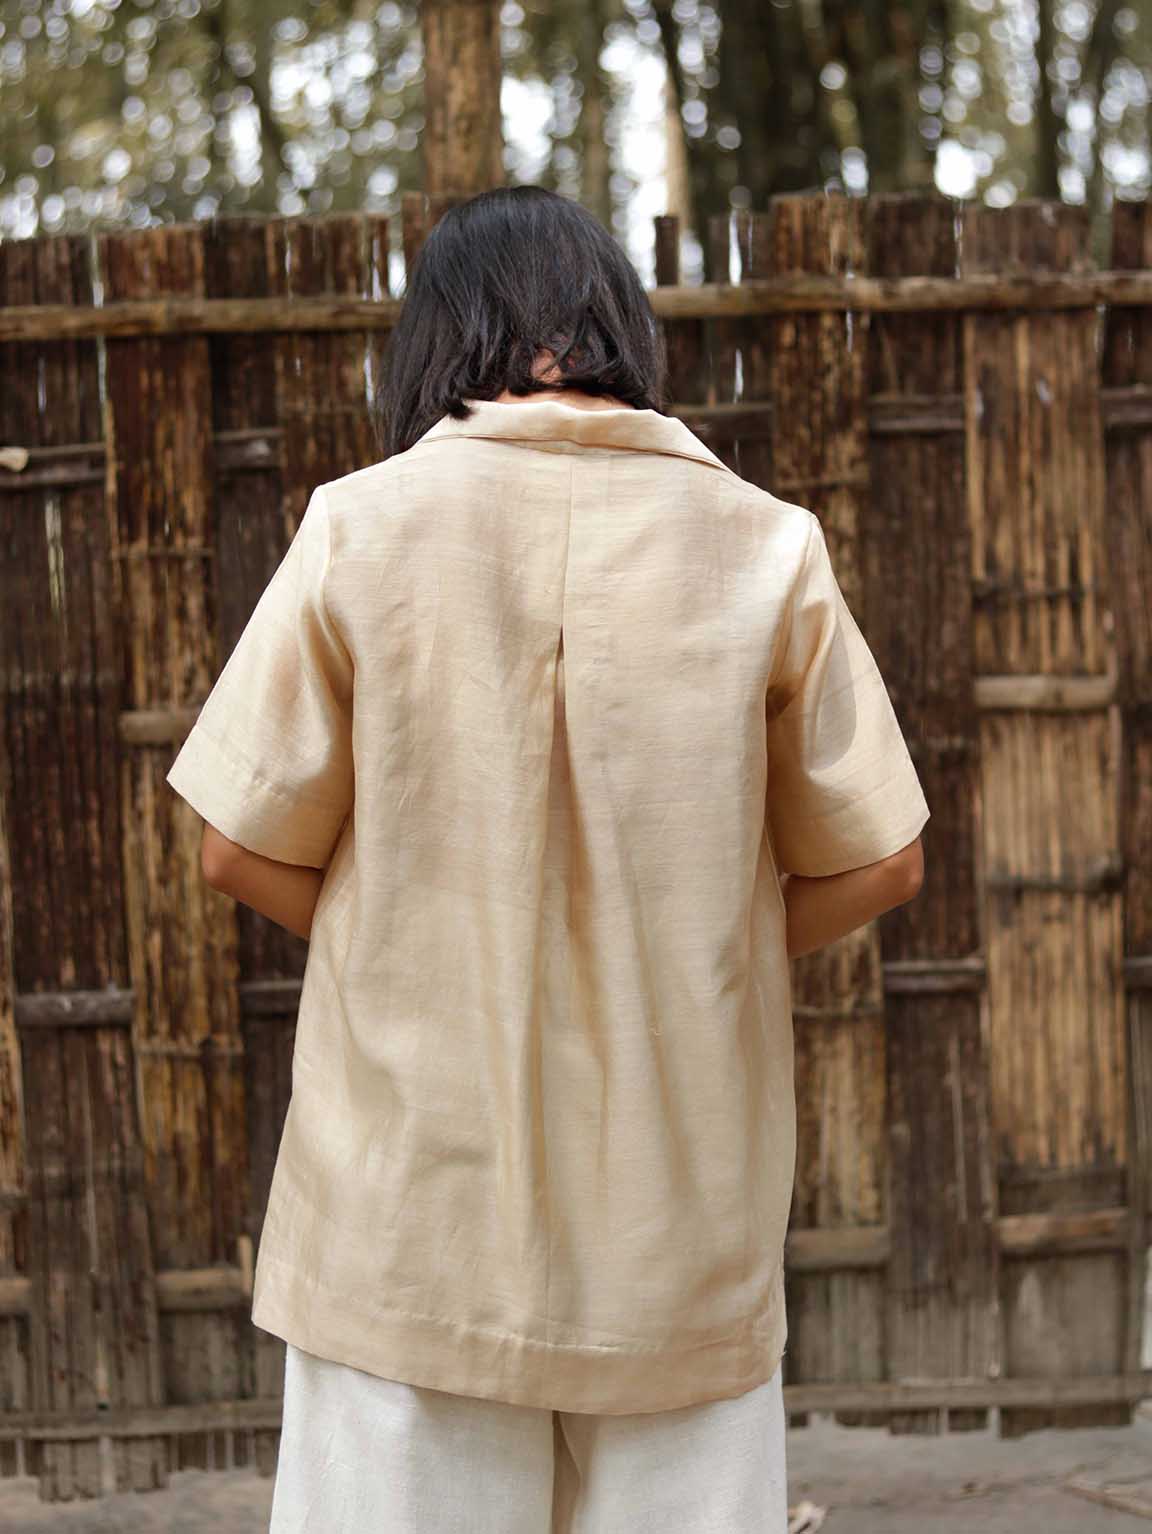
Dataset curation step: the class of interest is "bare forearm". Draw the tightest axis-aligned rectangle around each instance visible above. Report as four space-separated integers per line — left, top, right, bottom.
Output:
206 837 325 941
782 855 920 959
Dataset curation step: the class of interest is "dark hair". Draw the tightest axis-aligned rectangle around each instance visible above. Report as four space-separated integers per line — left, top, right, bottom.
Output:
370 185 669 459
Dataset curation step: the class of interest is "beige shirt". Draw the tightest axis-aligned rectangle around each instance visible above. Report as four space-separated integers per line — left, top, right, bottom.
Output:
166 398 930 1414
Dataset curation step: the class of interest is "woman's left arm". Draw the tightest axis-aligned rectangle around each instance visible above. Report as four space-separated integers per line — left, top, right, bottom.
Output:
201 823 324 941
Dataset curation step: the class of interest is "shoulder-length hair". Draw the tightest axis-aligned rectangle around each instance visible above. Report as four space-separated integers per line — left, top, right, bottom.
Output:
370 185 670 459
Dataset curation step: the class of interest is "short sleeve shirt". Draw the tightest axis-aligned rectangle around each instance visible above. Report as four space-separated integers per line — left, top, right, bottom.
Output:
166 398 930 1414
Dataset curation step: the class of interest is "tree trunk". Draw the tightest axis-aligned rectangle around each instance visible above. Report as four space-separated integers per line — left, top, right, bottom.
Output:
1034 0 1061 198
1084 0 1121 249
829 0 941 193
577 0 612 228
653 0 832 279
420 0 505 197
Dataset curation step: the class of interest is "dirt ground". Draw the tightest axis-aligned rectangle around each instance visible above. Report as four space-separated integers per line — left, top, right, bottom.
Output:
1 1399 1150 1532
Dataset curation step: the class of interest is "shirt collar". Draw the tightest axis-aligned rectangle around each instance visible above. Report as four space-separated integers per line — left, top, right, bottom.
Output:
413 398 735 476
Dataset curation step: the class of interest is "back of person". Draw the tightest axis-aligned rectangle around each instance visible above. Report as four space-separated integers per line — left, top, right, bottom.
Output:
166 185 929 1533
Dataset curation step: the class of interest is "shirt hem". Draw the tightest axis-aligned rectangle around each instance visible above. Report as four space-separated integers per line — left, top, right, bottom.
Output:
166 727 344 868
778 796 931 879
250 1252 788 1417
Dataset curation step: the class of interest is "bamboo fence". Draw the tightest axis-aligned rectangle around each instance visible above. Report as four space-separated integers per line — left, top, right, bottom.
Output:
0 190 1150 1501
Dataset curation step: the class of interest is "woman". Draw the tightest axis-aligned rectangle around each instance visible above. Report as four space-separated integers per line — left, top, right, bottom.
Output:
167 185 929 1532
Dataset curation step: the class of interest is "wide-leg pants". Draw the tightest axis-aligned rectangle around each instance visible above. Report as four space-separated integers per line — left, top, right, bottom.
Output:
269 1342 789 1532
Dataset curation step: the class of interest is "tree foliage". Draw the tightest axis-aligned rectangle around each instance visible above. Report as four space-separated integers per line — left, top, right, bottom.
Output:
1 0 1148 264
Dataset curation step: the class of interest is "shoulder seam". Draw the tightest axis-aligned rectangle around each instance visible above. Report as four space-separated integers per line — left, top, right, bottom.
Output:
767 510 817 702
314 485 354 671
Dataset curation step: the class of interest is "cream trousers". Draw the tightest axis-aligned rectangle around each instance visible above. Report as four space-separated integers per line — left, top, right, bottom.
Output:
269 1342 788 1532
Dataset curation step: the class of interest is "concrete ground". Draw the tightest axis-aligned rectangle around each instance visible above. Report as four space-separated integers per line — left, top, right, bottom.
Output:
1 1400 1149 1532
787 1400 1152 1531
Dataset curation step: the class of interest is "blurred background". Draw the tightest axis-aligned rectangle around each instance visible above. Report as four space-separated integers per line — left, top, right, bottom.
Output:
1 0 1149 272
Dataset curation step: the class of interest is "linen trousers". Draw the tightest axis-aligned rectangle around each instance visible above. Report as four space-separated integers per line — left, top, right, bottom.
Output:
269 1342 789 1533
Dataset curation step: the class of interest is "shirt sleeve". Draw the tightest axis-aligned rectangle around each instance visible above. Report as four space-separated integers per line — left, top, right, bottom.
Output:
765 512 930 878
166 485 354 869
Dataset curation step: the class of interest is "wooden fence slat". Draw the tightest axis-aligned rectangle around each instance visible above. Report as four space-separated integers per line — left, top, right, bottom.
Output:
703 212 748 477
763 194 893 1430
1 230 164 1499
0 241 32 1485
652 215 712 416
0 1370 1145 1445
866 192 999 1437
0 765 22 1484
963 200 1131 1437
9 268 1152 345
5 385 1152 496
731 212 777 491
1104 200 1152 1397
3 201 1152 1495
200 212 300 1478
99 222 240 1492
229 212 390 1472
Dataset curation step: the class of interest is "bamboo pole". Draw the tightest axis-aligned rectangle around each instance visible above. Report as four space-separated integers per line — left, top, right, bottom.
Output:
5 269 1152 342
